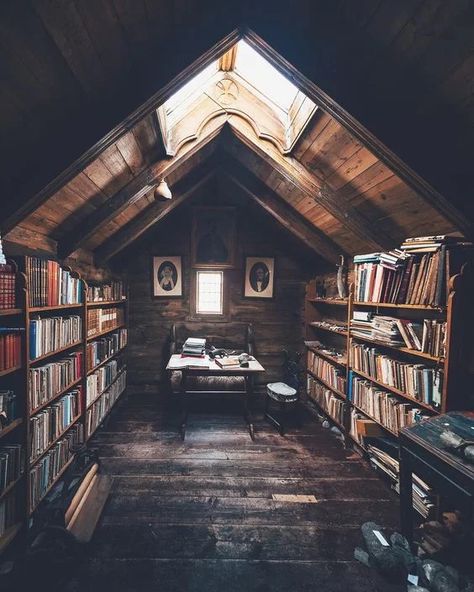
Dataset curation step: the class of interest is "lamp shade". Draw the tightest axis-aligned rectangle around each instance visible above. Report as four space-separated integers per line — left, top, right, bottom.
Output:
154 179 172 201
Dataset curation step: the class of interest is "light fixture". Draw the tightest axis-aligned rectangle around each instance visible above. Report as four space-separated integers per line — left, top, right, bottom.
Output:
154 179 172 201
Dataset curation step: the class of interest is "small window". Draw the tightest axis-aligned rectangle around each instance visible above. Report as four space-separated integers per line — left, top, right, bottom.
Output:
196 271 223 315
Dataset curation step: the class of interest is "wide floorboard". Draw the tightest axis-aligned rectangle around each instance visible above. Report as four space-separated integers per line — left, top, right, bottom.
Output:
67 393 404 592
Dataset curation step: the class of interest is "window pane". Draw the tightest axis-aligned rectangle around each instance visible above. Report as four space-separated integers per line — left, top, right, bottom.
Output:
196 271 223 314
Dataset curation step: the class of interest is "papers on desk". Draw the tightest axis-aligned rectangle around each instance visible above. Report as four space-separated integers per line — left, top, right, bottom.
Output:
169 356 210 369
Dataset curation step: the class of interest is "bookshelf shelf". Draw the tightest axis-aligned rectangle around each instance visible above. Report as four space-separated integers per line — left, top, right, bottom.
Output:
29 339 83 364
0 418 23 440
0 523 22 554
0 365 22 378
29 414 82 468
87 346 126 376
0 474 24 503
350 368 438 413
306 346 347 368
30 376 83 416
350 333 444 363
306 369 346 400
0 308 22 317
86 324 125 342
29 455 76 515
353 301 446 313
86 299 127 307
308 323 348 337
305 398 345 432
86 369 127 410
29 303 83 313
308 298 348 306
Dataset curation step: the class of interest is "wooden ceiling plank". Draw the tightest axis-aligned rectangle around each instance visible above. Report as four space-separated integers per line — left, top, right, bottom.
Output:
116 131 147 175
225 124 391 250
95 167 215 263
222 160 343 264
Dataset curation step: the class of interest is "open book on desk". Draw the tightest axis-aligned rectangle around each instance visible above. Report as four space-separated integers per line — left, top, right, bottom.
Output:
167 355 210 370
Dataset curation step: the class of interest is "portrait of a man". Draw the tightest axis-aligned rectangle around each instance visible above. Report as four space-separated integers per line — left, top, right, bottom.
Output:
153 256 182 297
244 257 274 298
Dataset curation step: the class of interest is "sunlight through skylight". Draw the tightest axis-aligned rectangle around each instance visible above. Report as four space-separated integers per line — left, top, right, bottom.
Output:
234 40 298 111
165 61 218 115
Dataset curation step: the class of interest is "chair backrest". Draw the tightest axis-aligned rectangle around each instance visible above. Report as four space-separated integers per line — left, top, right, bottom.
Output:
282 350 302 391
169 323 255 355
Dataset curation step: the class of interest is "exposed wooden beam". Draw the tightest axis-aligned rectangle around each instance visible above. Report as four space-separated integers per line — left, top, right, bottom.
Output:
222 159 343 264
244 28 473 238
224 123 392 251
59 129 221 258
2 28 242 236
95 166 215 264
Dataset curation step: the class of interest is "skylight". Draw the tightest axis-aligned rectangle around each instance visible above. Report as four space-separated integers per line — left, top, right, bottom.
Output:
234 40 298 112
164 61 218 115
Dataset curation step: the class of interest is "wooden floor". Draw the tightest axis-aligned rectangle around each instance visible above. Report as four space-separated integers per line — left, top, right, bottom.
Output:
68 393 404 592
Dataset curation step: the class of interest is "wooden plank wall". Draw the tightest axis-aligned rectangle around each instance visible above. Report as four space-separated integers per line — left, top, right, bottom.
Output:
121 182 317 391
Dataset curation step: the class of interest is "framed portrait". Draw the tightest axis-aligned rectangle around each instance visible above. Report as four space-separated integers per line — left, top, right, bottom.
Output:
191 206 236 268
152 256 183 297
244 257 275 299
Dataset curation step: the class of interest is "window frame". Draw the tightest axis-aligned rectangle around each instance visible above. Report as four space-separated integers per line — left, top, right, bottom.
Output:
190 269 228 321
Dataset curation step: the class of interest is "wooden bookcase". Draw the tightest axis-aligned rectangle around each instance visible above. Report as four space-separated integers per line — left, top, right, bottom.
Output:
0 258 128 554
304 258 472 445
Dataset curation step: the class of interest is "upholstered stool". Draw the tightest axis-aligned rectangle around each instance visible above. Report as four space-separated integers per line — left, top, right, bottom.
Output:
265 382 299 436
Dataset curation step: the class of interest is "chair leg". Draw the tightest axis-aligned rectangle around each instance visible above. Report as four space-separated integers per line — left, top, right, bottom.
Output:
279 402 285 436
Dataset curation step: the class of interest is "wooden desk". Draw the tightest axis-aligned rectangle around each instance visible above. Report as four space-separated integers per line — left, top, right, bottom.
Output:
399 412 474 544
166 354 265 440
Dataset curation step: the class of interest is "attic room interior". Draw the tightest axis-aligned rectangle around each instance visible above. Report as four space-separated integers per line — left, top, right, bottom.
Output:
0 2 473 591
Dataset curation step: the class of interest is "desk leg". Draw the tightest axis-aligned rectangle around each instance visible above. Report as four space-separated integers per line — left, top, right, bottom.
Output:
400 445 414 545
244 376 255 441
179 372 188 441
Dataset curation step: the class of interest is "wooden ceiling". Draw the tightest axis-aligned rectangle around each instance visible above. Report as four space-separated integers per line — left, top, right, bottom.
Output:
2 2 473 267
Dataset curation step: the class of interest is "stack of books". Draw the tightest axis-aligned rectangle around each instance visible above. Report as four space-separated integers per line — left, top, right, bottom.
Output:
87 307 124 337
348 374 430 434
353 235 471 307
307 350 346 393
182 338 206 357
366 439 435 518
350 343 443 407
0 329 22 371
29 314 82 359
0 263 16 310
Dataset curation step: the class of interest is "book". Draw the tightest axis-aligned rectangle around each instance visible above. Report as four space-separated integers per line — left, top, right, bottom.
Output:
87 281 126 303
85 371 126 438
22 257 82 308
0 330 22 371
0 264 16 310
29 315 82 360
215 356 241 368
307 350 346 393
307 375 345 425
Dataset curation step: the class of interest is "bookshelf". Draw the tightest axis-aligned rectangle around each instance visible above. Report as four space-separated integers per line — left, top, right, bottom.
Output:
304 242 473 517
0 257 128 552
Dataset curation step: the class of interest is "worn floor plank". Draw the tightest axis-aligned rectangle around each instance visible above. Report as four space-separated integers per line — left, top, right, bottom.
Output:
65 393 403 592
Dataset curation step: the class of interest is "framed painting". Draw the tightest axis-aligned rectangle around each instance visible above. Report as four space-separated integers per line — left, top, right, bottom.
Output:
244 256 275 299
191 206 236 268
152 256 183 297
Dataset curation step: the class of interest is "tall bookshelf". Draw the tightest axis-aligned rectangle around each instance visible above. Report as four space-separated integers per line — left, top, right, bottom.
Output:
0 257 128 554
304 247 472 516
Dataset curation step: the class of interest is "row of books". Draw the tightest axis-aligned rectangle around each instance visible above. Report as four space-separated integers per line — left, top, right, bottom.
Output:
304 341 347 364
352 235 466 306
307 376 345 425
87 281 126 303
0 495 16 537
0 391 18 429
307 350 346 394
86 329 127 372
348 374 430 435
30 390 80 462
0 445 23 494
0 264 16 309
350 344 442 408
86 359 123 407
351 312 446 358
0 331 22 371
367 441 435 518
87 307 124 338
29 315 82 360
86 371 126 438
310 320 347 334
24 257 82 308
28 351 83 412
29 423 83 512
